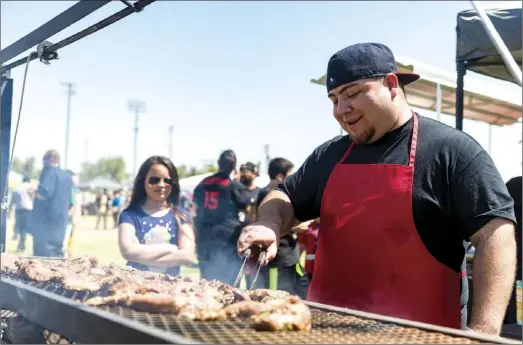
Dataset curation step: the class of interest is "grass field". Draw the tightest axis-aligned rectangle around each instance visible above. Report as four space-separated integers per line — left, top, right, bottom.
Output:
5 214 201 278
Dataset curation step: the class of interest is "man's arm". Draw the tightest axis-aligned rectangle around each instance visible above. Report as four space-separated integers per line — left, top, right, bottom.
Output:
256 150 322 238
256 190 297 238
450 148 517 335
469 218 516 335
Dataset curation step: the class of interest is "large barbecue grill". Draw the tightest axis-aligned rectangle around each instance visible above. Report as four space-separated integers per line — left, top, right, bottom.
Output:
0 277 519 344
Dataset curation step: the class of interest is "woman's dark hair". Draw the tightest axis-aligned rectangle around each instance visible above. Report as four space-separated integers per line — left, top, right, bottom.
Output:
128 156 180 209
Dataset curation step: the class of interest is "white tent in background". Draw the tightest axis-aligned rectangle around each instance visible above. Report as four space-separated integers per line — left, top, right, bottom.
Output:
179 173 213 195
254 174 270 188
77 176 123 190
179 172 271 197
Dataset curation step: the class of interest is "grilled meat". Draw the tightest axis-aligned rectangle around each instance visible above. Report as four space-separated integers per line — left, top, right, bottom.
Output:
251 296 312 331
86 293 185 313
0 252 20 275
3 255 312 332
249 289 291 302
222 300 274 318
62 269 119 292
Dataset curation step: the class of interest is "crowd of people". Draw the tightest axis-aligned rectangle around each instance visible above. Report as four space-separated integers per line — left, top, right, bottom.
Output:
114 150 319 298
93 189 125 230
5 42 522 336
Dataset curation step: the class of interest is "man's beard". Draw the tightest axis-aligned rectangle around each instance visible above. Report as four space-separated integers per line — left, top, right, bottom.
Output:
348 127 376 145
240 177 253 186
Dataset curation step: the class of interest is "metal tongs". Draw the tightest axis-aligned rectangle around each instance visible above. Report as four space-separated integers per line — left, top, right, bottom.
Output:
232 246 267 290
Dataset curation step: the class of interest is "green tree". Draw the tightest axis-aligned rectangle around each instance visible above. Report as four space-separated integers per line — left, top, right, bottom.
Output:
9 156 40 180
10 157 24 175
80 157 128 183
177 164 189 178
22 156 39 179
176 163 217 178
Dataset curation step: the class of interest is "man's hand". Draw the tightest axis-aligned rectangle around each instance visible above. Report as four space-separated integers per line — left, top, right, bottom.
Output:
237 222 280 264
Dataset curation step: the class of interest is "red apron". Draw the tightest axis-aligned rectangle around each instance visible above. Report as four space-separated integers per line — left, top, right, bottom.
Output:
308 114 461 329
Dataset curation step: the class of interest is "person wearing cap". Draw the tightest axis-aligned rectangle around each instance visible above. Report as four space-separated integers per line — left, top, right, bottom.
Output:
238 162 261 225
237 43 516 335
31 150 73 258
193 150 253 285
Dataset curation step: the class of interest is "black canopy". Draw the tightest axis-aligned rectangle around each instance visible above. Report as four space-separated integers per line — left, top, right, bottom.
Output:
456 3 522 83
455 3 522 130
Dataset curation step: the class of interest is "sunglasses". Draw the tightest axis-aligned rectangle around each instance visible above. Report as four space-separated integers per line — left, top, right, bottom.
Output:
148 176 174 185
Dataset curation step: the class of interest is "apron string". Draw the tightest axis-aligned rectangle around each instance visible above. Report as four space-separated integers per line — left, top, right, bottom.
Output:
408 112 419 168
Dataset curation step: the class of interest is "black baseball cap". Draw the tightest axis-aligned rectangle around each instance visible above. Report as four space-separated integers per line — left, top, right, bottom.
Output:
326 42 420 92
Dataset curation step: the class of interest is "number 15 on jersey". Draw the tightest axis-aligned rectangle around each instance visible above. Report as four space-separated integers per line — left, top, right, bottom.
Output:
204 191 219 210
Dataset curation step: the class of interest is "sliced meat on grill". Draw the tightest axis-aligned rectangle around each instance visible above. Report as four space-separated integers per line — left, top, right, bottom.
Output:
85 293 186 313
222 300 274 318
13 256 99 283
3 254 312 332
216 284 251 305
62 269 120 292
251 296 312 331
176 293 226 321
1 252 20 275
249 289 291 302
16 259 64 282
85 291 225 317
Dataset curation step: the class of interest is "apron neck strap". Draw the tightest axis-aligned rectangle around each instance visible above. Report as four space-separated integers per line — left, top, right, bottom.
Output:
408 112 419 168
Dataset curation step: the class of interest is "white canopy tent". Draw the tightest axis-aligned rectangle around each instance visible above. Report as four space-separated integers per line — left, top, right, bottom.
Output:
310 54 522 153
179 173 271 198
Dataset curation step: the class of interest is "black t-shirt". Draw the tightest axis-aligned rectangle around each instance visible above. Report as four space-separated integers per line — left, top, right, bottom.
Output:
256 187 300 268
193 172 251 242
242 186 261 224
279 114 516 312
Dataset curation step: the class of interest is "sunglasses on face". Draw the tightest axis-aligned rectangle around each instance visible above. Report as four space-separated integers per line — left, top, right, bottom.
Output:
148 176 174 185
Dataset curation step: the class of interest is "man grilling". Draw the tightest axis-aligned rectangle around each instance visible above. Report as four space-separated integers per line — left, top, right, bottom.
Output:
237 43 516 335
193 150 252 285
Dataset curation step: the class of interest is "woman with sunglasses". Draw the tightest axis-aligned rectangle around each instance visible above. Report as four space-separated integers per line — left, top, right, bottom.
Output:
118 156 195 276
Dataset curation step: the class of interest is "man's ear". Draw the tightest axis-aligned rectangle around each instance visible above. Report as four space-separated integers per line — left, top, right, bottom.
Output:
383 73 400 100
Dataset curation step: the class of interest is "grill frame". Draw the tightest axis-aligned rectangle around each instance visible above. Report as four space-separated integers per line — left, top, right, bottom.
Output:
0 278 201 344
0 277 519 344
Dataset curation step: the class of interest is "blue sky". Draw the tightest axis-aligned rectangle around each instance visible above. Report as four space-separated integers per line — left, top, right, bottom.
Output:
1 1 521 181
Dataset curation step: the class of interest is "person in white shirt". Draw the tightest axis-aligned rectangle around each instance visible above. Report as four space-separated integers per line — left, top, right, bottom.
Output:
9 176 35 252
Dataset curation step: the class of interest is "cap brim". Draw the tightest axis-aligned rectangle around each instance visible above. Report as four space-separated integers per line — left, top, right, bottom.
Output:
395 72 420 85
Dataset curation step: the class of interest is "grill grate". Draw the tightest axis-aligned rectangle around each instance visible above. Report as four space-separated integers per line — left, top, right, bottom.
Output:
0 278 491 344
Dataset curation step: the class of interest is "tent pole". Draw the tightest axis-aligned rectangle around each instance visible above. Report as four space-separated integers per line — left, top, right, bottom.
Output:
455 61 467 130
436 83 442 122
470 1 522 86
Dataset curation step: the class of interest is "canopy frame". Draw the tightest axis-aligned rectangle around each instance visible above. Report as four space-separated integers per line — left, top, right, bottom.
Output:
0 0 157 252
455 2 522 130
